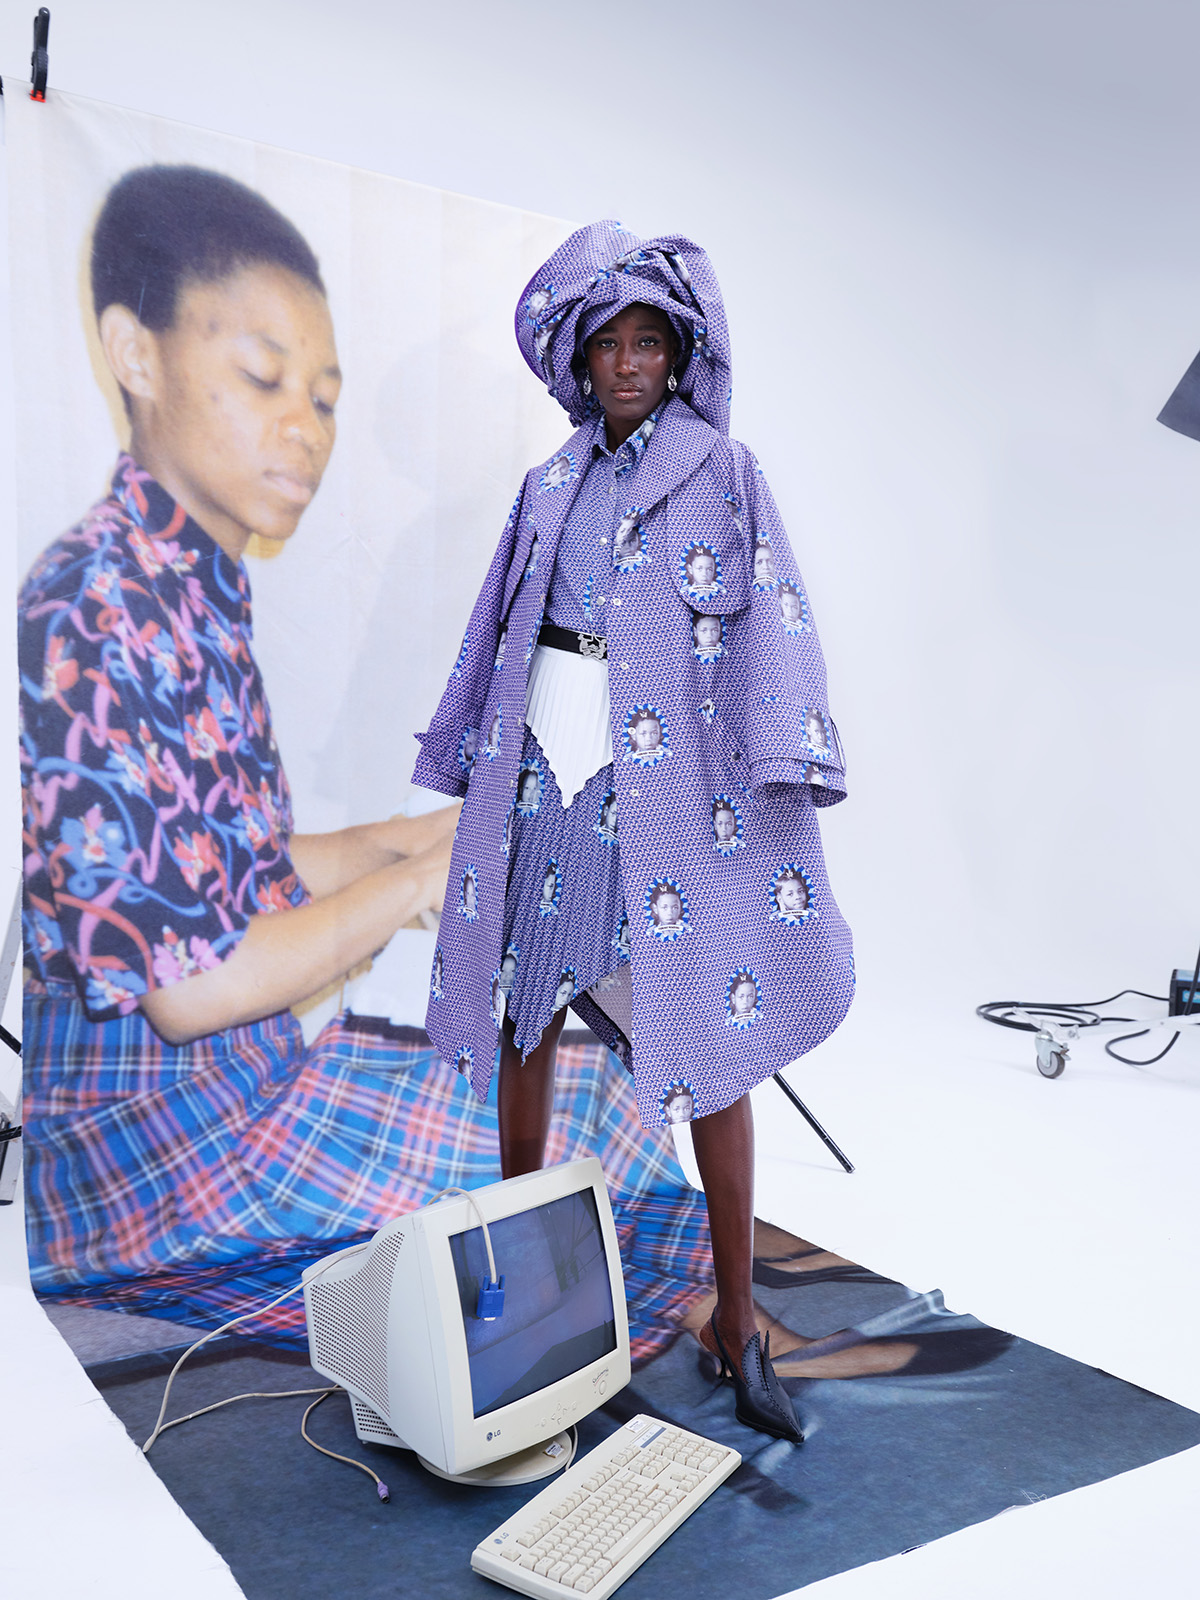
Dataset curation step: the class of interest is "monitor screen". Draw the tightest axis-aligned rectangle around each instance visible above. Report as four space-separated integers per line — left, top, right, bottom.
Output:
450 1189 618 1418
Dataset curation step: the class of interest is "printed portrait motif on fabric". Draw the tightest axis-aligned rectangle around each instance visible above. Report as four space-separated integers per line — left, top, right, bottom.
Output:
752 537 776 591
457 725 479 774
613 913 632 962
484 706 502 760
614 505 652 576
725 968 762 1029
538 858 563 918
680 541 722 599
769 864 816 927
644 876 689 942
711 794 744 856
612 507 649 573
494 627 507 672
697 698 716 726
539 451 577 493
452 629 469 678
524 281 556 324
516 756 545 815
525 604 544 665
523 526 540 580
802 708 832 757
498 943 519 995
778 581 810 636
623 704 669 767
459 865 479 923
723 491 746 537
554 966 577 1013
691 611 726 663
800 762 828 788
660 1079 698 1125
455 1046 474 1078
595 789 619 844
430 946 444 1000
490 969 506 1026
501 805 515 859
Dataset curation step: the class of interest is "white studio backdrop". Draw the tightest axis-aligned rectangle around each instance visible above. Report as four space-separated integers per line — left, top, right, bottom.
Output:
2 0 1199 1023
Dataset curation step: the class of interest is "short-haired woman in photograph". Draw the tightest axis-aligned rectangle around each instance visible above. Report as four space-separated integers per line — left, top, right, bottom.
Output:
19 167 460 1303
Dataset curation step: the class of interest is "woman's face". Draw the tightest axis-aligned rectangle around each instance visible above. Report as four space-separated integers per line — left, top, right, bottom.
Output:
754 545 775 581
108 264 341 563
781 590 801 623
584 303 675 434
633 716 661 751
714 807 736 841
615 516 640 556
654 890 681 926
520 772 538 803
500 955 517 991
555 977 574 1009
695 616 721 651
778 879 806 915
733 979 756 1015
689 550 716 587
665 1091 694 1124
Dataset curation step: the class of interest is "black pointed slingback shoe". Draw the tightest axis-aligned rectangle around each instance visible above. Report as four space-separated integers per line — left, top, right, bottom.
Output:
705 1316 805 1444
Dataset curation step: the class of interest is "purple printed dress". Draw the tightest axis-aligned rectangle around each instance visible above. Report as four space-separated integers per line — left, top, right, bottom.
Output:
414 222 855 1128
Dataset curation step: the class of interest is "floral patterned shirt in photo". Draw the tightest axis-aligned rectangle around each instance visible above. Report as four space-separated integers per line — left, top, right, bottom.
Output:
19 455 308 1020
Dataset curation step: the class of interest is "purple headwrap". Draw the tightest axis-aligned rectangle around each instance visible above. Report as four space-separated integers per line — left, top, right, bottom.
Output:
514 220 732 435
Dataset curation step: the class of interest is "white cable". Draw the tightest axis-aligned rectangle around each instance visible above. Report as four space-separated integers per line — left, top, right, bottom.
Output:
142 1246 368 1455
431 1185 498 1283
301 1390 390 1502
148 1385 340 1438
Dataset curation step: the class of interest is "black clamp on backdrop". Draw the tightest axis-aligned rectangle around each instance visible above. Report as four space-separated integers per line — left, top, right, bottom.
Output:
30 7 50 102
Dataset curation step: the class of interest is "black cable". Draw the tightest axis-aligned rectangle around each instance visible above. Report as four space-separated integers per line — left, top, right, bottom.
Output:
1104 941 1200 1066
977 941 1200 1070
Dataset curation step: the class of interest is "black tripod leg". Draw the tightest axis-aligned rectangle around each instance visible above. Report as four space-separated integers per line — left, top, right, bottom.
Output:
772 1073 855 1173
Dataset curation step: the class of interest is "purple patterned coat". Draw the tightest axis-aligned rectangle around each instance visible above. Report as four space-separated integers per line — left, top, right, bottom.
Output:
413 223 854 1126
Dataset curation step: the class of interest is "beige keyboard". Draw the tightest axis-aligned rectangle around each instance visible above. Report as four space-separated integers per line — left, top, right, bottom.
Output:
471 1414 740 1598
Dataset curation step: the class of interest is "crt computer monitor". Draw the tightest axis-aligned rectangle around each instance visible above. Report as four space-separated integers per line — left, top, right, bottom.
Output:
302 1156 631 1486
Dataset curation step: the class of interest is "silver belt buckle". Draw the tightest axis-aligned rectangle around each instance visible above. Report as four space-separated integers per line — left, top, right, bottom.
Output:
578 632 607 661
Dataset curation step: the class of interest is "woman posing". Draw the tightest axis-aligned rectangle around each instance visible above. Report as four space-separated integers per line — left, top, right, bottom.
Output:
416 224 857 1442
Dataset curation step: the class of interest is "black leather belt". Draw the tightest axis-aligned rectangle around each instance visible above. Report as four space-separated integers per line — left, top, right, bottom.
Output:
537 623 607 660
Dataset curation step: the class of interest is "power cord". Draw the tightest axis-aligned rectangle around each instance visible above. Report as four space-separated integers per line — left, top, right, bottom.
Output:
142 1185 509 1497
977 940 1200 1067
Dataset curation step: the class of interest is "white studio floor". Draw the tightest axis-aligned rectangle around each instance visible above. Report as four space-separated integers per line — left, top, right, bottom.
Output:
4 984 1200 1600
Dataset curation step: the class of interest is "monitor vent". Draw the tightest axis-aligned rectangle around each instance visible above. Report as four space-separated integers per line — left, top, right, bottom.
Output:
350 1394 405 1446
308 1230 406 1417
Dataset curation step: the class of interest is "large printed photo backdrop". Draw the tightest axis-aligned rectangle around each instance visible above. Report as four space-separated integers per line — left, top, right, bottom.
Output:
7 87 569 854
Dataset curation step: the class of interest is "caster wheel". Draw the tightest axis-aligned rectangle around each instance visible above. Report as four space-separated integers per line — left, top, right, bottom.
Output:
1036 1039 1066 1078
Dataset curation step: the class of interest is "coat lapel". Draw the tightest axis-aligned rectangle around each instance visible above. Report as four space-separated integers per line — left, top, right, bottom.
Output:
500 419 597 622
622 397 720 515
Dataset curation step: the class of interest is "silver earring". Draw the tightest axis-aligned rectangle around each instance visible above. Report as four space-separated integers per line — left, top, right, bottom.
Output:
582 374 592 396
667 372 677 392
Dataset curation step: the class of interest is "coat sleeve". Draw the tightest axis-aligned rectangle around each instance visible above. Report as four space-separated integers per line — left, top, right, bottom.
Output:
733 442 847 808
411 482 528 797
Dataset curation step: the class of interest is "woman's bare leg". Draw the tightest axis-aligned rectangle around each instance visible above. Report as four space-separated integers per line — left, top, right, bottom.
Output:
690 1093 759 1358
497 1009 567 1177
